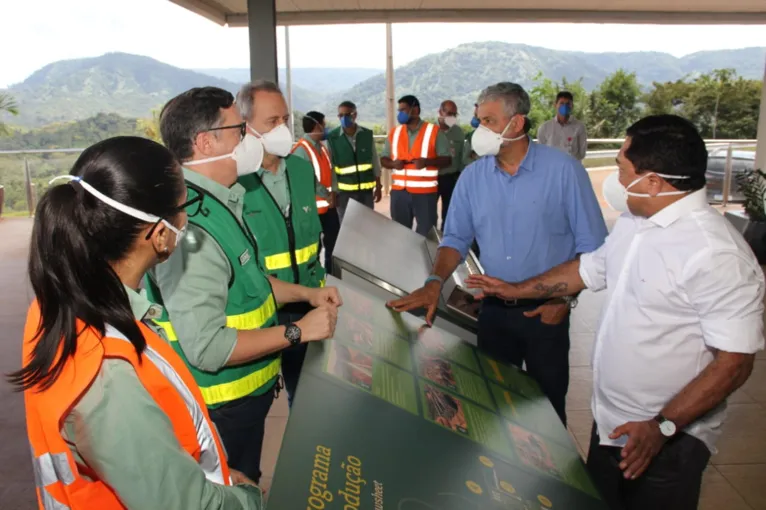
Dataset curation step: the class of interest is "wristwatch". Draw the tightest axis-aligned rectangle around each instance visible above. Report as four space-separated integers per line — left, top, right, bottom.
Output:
562 295 579 309
653 414 677 437
284 323 302 346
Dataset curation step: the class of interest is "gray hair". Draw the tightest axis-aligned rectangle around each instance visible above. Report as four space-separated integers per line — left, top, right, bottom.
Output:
236 80 283 120
477 82 531 119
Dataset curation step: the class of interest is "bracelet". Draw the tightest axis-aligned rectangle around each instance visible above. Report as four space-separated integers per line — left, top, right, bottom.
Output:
424 275 444 287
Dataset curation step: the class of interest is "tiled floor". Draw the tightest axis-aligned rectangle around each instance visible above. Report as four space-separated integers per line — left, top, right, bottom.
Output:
1 187 764 509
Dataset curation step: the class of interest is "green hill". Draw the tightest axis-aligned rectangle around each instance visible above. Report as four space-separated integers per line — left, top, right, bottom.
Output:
1 45 763 129
326 42 766 122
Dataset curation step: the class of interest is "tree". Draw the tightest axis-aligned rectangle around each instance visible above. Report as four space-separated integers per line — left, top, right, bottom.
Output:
588 70 642 139
0 93 19 136
137 107 162 144
642 70 762 139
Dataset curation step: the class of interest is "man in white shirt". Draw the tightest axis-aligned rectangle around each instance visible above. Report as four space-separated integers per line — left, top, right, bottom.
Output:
537 91 588 161
465 114 764 510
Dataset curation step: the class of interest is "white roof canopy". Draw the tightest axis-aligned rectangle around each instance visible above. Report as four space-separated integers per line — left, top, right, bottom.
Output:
170 0 766 26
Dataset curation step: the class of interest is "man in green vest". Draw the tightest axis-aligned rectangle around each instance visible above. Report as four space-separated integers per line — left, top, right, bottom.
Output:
463 103 480 167
236 80 331 408
437 99 466 229
327 100 383 222
147 86 341 484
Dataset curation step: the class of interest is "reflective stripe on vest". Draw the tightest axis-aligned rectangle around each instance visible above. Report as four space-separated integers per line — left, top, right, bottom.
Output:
153 294 280 406
334 163 373 175
337 180 376 191
390 123 439 193
264 241 319 272
33 452 73 510
293 139 332 214
105 324 229 485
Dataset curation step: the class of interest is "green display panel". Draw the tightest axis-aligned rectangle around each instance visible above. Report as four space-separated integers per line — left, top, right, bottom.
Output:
269 276 605 510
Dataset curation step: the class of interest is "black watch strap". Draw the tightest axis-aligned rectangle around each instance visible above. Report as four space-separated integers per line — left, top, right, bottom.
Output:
284 323 302 346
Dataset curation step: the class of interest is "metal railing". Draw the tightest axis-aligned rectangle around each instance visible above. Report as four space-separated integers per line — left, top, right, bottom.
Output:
0 138 757 216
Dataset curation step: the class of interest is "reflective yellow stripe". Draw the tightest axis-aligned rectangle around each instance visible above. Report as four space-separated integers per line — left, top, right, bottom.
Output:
334 164 373 175
337 181 376 191
199 356 281 406
264 242 319 271
155 295 277 341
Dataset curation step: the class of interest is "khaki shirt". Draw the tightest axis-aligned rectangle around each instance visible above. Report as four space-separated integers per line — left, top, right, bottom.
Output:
439 124 466 175
537 117 588 161
148 168 242 373
60 286 263 510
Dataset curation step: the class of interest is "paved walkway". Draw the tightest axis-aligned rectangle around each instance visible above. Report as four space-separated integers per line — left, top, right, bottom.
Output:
1 197 764 508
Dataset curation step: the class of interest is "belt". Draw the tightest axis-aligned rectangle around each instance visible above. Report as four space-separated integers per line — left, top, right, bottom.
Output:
483 296 549 308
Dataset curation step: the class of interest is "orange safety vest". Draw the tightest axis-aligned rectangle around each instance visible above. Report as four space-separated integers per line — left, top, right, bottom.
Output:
22 301 232 510
291 138 333 214
389 122 440 194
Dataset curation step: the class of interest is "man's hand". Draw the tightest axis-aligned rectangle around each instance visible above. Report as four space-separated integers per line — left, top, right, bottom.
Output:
609 420 666 480
392 160 406 170
386 281 441 326
373 185 382 203
412 158 428 169
297 305 338 342
307 286 343 308
464 275 518 300
328 191 337 209
230 469 259 487
523 300 569 325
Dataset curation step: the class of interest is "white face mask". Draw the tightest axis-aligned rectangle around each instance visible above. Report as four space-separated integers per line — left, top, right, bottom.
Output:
49 175 187 247
252 123 294 157
602 171 691 213
443 115 458 128
470 118 527 157
185 133 264 176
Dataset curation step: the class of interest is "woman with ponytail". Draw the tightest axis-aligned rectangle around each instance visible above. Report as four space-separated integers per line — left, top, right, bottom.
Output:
9 136 264 510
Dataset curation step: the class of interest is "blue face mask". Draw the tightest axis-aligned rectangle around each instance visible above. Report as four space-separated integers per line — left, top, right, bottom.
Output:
340 115 354 129
470 117 480 129
321 128 329 141
397 110 411 125
558 104 572 117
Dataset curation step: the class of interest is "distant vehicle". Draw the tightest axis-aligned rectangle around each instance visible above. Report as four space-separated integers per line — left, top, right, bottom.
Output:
705 148 755 204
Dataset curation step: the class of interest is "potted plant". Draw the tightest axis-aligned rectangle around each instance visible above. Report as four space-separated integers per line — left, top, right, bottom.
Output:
736 168 766 264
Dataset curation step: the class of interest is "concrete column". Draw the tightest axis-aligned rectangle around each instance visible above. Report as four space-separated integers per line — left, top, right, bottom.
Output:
755 54 766 172
285 25 294 137
247 0 278 84
383 23 395 195
385 23 395 133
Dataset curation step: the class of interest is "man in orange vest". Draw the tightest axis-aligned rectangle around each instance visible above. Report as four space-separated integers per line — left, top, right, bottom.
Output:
381 95 452 236
291 111 340 273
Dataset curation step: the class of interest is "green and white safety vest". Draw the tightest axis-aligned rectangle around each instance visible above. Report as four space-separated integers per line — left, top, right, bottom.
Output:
327 126 376 192
144 181 280 408
238 156 325 288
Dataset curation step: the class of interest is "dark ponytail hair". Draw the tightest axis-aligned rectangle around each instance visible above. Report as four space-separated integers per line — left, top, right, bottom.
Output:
8 136 184 391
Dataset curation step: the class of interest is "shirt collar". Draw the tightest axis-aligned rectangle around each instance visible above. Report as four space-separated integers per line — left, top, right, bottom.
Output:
493 137 536 175
125 285 164 322
302 134 323 149
648 188 709 228
182 167 244 206
518 137 537 172
257 158 287 178
407 120 424 133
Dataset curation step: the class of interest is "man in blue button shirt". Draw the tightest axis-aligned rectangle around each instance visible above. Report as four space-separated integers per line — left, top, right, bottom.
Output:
389 82 607 425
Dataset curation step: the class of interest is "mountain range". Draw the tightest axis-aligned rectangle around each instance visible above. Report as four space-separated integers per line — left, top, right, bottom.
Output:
1 44 764 128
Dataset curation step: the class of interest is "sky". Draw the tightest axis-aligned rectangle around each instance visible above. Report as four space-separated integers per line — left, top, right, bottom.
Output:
1 0 766 88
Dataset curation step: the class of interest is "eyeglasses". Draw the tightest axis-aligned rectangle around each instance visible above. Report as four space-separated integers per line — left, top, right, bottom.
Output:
144 194 203 240
204 122 247 139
